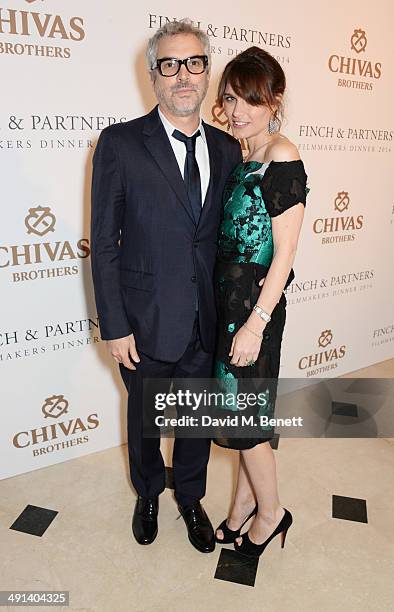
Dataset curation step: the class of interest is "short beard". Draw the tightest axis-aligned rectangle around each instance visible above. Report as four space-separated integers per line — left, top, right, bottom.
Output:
154 80 208 117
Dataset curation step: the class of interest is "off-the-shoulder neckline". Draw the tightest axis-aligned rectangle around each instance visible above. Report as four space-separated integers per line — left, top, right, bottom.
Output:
242 159 303 166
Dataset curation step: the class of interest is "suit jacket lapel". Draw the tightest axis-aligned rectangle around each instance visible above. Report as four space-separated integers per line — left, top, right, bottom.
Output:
143 106 195 225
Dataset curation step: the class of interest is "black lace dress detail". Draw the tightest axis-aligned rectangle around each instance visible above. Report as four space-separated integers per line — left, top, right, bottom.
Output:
212 160 308 450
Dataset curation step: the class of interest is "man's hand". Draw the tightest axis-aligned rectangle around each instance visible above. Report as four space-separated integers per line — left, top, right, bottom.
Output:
107 334 140 370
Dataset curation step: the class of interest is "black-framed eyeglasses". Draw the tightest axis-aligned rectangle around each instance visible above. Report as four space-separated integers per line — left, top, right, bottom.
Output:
152 55 209 77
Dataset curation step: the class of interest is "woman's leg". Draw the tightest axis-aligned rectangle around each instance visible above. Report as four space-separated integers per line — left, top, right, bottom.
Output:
216 452 256 539
235 441 285 545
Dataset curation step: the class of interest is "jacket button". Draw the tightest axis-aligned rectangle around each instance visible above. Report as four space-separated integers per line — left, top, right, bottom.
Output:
193 242 199 248
191 275 196 282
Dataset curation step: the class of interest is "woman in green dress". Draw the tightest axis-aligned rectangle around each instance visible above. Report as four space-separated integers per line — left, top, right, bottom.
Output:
213 47 308 557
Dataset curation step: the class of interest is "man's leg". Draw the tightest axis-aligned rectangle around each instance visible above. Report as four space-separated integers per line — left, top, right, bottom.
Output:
172 314 214 507
119 354 174 499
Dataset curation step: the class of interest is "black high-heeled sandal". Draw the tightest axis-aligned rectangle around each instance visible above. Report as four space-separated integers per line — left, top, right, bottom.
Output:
234 508 293 557
215 505 258 544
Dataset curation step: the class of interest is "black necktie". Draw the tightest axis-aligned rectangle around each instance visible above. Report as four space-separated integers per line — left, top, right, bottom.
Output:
172 129 202 224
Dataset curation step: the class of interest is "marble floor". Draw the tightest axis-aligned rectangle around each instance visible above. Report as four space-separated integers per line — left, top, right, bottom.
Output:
1 359 393 612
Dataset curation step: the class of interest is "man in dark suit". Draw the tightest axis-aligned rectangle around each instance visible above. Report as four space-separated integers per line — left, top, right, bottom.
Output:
90 19 242 553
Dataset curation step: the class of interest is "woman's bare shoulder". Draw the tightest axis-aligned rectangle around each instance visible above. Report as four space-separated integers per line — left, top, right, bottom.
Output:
266 135 300 162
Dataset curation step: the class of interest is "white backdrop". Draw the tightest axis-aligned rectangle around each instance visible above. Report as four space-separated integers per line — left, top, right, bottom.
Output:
1 0 393 479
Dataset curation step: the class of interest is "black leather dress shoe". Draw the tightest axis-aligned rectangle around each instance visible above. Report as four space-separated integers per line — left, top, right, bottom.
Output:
132 496 158 545
177 501 215 553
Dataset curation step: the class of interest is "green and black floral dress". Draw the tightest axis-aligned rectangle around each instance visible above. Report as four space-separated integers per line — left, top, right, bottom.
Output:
213 160 308 450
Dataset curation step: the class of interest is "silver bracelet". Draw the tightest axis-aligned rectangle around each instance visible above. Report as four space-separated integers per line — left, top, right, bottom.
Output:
253 304 271 323
243 323 264 339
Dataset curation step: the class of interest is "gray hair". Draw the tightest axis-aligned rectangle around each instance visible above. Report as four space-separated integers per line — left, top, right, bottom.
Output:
146 18 211 71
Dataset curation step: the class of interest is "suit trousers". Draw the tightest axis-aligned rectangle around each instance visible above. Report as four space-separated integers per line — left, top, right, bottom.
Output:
119 313 213 506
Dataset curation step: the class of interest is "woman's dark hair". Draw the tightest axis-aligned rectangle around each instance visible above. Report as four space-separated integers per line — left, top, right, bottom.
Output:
217 46 286 126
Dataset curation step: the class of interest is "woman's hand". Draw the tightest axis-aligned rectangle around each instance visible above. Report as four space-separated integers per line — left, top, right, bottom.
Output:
229 325 263 367
229 277 267 367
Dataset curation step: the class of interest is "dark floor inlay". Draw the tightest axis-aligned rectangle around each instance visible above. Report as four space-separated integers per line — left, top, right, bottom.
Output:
165 466 174 489
332 495 368 523
10 504 58 537
331 401 358 417
269 433 280 450
214 548 259 587
344 378 393 395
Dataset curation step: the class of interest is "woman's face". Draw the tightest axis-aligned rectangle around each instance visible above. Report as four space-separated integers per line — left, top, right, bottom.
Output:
222 82 272 139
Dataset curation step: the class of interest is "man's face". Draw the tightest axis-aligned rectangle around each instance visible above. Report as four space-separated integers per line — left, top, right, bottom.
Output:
151 33 210 117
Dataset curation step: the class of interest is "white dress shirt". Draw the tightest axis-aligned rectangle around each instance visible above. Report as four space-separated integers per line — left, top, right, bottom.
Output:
158 106 210 205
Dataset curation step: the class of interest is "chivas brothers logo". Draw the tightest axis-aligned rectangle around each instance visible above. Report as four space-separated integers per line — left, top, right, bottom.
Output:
211 103 228 128
312 191 364 244
25 206 56 237
328 28 382 91
0 0 86 59
299 330 346 376
0 205 90 282
42 394 69 419
12 394 100 456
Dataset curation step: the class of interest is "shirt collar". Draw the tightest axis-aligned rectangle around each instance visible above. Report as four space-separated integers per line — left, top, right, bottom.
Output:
158 106 206 143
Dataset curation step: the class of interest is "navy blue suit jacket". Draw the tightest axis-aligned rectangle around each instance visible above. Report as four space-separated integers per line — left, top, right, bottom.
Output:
90 105 242 361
